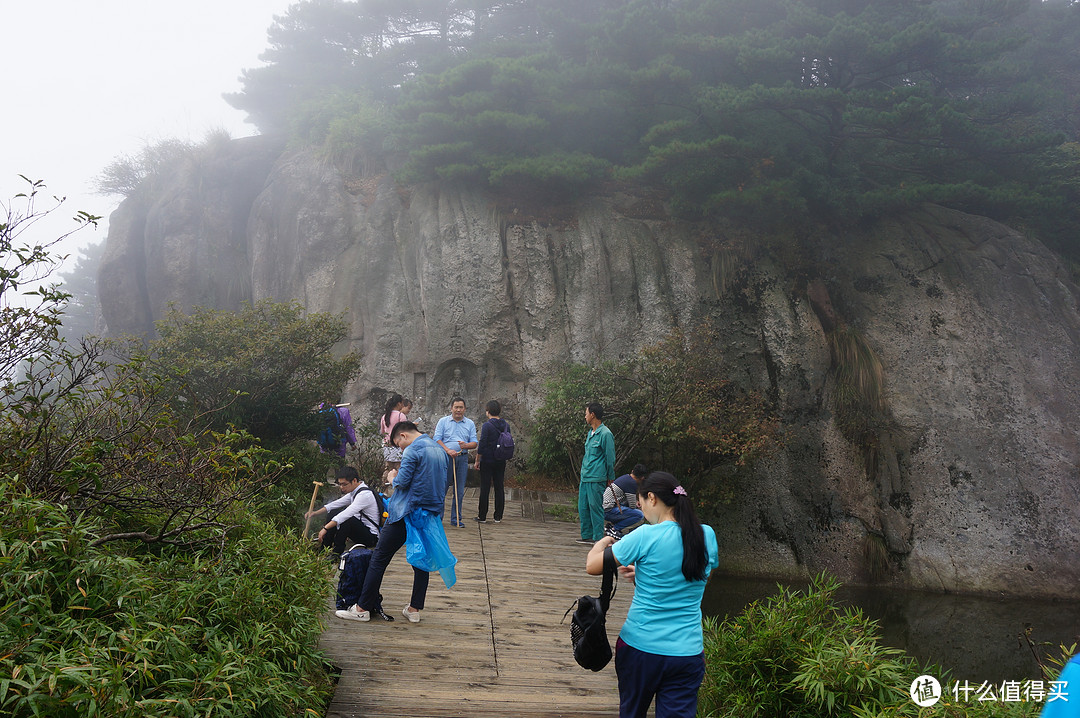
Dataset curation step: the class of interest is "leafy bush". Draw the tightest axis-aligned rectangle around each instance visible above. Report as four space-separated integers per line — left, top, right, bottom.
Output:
1 184 337 716
0 177 98 380
0 476 334 718
150 300 363 446
700 574 1040 718
527 325 776 490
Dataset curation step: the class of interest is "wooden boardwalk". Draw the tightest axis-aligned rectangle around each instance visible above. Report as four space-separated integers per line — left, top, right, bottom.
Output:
318 489 627 718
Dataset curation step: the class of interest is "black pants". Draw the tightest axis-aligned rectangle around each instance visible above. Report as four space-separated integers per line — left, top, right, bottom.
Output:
358 519 430 611
478 460 506 521
321 516 378 554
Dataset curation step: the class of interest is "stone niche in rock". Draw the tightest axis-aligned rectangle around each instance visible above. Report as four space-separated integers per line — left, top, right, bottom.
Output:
97 140 1080 599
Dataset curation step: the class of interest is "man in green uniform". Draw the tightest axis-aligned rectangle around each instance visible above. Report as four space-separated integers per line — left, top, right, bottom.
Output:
577 402 615 544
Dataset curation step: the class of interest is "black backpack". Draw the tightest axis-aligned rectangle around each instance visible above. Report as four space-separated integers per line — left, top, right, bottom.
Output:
491 420 515 461
335 546 390 620
360 486 388 528
562 547 618 671
336 546 375 611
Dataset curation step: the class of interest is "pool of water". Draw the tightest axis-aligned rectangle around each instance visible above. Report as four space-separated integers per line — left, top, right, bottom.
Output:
702 574 1080 683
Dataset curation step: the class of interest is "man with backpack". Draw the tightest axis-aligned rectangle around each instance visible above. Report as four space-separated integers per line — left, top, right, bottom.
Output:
316 402 357 460
306 466 383 555
474 399 513 524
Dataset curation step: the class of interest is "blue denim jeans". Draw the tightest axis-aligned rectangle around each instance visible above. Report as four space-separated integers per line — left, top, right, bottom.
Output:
604 507 644 532
357 519 430 612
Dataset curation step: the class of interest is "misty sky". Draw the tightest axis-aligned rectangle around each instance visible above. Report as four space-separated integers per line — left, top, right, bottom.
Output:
2 0 294 261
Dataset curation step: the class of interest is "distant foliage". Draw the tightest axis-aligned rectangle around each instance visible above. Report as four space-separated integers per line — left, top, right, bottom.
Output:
95 130 233 199
94 138 196 198
290 90 393 175
149 300 363 446
528 325 776 493
226 0 1080 252
55 240 105 342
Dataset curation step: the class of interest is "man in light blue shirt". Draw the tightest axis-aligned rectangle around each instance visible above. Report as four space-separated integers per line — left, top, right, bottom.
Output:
433 397 478 528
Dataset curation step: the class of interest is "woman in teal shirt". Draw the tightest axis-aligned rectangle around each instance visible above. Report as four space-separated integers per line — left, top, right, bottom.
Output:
587 471 719 718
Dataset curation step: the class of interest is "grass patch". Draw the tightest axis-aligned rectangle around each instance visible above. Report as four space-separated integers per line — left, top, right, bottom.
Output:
543 503 579 522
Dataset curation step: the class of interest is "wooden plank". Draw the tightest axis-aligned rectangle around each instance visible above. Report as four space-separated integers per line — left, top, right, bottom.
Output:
319 492 625 717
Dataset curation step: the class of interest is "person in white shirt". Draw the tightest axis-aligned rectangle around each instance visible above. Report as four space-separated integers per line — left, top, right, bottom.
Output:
306 466 380 554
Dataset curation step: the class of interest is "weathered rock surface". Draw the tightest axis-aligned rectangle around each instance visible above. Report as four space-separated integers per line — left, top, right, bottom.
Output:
99 141 1080 598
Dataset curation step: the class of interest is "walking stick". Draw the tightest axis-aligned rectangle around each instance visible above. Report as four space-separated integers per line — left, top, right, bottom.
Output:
303 481 324 539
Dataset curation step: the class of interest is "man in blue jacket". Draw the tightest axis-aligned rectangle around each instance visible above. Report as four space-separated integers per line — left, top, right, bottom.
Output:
342 421 448 624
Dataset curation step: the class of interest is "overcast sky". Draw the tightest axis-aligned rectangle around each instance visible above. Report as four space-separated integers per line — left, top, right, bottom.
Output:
2 0 294 264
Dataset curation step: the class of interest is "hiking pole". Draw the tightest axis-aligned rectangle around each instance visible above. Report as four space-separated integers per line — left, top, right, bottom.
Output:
303 481 324 539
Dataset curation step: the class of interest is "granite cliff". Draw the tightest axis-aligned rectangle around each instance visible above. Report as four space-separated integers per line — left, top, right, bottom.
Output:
98 136 1080 598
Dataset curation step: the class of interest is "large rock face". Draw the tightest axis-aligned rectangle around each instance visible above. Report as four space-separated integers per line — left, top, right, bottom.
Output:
99 141 1080 598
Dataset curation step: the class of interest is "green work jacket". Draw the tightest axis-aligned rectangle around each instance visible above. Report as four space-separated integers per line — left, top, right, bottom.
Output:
580 423 615 484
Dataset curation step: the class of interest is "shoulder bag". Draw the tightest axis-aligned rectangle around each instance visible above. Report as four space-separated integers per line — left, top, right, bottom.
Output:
562 546 618 671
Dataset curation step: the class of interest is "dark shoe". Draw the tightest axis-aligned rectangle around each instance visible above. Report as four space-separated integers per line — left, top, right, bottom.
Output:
473 516 487 523
493 519 502 523
373 606 395 622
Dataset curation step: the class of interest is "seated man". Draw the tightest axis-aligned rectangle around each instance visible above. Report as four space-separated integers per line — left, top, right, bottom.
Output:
603 463 646 533
306 466 381 554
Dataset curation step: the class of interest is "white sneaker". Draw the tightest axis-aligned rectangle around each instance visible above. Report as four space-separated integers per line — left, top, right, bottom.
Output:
402 606 421 623
335 605 370 622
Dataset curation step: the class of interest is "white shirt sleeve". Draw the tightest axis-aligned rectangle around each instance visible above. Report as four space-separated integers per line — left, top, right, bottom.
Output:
333 485 378 532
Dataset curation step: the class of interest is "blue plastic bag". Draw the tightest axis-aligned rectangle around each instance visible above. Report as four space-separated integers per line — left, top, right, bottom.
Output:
404 508 457 588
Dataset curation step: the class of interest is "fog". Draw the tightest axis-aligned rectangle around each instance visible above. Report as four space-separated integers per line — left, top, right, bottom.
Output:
1 0 293 261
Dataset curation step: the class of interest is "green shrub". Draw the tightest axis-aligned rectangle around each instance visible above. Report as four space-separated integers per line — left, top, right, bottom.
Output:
699 574 1040 718
0 476 334 718
150 300 363 446
527 325 775 491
